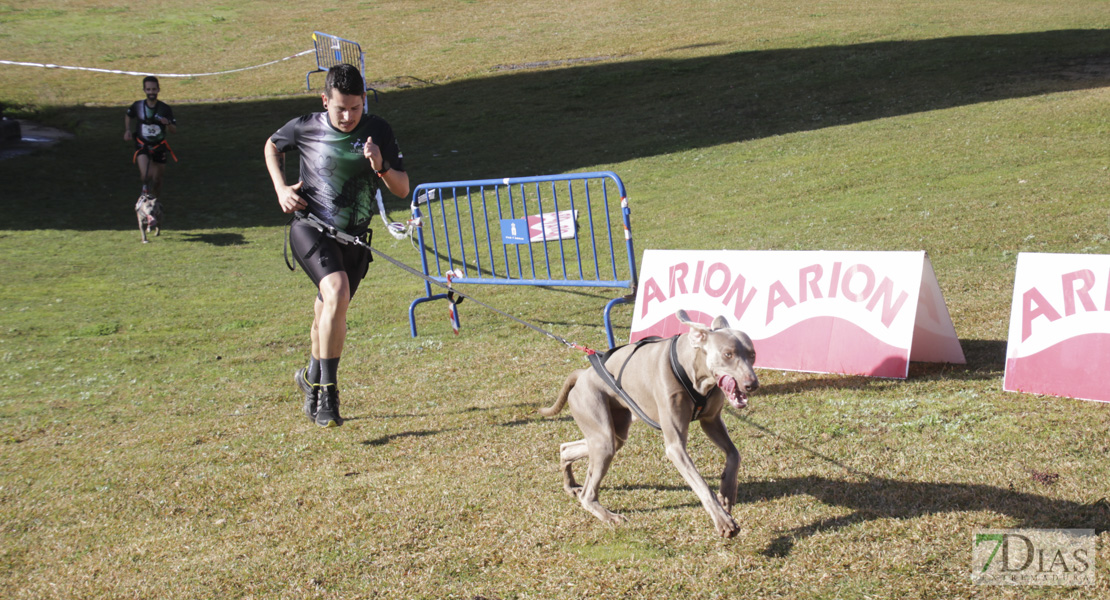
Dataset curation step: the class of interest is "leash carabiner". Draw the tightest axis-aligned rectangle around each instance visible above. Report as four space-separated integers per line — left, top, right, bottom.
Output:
445 269 464 335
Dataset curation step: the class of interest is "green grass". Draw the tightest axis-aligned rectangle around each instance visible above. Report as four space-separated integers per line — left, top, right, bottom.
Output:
2 1 1110 598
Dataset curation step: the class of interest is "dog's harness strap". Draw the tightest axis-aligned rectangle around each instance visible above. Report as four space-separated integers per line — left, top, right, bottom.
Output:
613 337 664 389
588 351 662 431
588 334 709 430
669 336 710 421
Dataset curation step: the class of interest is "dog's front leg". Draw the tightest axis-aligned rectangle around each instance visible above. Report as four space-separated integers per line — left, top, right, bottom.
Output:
661 419 740 538
700 417 740 513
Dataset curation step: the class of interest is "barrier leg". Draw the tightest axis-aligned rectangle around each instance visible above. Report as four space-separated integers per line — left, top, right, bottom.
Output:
603 295 634 349
409 293 453 337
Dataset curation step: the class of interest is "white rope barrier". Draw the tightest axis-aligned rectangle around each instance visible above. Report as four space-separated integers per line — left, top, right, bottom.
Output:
0 49 314 78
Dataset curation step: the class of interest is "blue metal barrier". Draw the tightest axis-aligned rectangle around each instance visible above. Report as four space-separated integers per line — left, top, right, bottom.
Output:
305 31 378 105
408 172 638 348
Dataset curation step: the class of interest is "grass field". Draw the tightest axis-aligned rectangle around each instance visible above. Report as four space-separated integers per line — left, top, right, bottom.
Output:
2 1 1109 598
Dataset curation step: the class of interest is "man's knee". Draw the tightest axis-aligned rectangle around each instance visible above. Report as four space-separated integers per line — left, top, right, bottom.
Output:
318 275 350 310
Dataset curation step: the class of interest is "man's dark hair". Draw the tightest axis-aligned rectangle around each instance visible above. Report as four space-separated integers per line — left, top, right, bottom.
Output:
142 75 159 87
324 64 365 97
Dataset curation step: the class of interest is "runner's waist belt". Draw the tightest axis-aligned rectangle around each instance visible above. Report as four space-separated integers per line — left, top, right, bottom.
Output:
133 138 178 163
284 211 372 271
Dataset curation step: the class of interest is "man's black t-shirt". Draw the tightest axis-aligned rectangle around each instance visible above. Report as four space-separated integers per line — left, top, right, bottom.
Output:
270 112 405 235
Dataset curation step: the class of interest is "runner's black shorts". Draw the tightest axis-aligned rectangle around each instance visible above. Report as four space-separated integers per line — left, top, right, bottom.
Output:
134 139 169 164
288 219 372 300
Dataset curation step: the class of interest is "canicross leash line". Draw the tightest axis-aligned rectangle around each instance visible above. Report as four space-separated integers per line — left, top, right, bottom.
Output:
294 213 938 474
291 211 596 353
290 211 681 430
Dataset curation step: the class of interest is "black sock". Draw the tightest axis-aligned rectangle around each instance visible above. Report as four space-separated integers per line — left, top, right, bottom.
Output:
320 357 340 388
307 356 321 384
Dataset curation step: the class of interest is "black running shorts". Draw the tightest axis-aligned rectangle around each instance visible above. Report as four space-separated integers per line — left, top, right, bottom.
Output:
288 219 372 299
134 140 169 164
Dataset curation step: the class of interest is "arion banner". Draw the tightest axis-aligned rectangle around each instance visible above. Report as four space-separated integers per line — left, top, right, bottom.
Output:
1004 252 1110 403
629 250 965 378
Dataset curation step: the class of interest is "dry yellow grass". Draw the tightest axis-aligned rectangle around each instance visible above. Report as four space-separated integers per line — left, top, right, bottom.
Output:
2 1 1109 598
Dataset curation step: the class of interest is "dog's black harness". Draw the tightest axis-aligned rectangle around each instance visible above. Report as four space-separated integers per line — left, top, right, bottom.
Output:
668 336 711 420
588 335 711 431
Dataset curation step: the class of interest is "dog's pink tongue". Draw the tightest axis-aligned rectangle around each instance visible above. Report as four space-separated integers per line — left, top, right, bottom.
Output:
718 375 747 409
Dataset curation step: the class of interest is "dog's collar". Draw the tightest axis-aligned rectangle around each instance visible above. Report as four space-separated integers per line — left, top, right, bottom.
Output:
669 336 710 420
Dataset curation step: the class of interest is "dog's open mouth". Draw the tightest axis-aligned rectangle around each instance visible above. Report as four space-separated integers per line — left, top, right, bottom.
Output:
718 375 748 410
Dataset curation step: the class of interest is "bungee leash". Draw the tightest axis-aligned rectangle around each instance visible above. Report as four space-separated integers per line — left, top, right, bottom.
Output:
286 211 713 433
288 210 598 355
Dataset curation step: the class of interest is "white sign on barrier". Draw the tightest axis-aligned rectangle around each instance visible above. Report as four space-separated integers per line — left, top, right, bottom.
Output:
500 210 578 244
1004 252 1110 403
528 209 577 242
629 250 964 378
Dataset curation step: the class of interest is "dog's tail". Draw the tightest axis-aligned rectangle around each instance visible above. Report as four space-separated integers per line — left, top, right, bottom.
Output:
539 370 579 417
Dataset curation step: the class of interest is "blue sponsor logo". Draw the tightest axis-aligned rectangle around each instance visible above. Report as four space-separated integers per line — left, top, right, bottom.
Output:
500 219 529 244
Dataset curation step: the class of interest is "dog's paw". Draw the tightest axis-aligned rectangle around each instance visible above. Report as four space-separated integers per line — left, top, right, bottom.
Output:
601 510 627 525
583 502 627 525
714 514 740 538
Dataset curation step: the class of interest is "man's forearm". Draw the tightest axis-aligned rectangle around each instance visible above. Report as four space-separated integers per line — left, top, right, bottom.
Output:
380 169 410 199
263 140 287 190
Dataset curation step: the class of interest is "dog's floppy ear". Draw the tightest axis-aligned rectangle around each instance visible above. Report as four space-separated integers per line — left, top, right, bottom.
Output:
677 309 712 348
711 315 730 331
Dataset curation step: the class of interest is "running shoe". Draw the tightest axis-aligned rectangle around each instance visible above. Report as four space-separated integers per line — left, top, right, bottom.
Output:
295 367 318 421
315 385 343 428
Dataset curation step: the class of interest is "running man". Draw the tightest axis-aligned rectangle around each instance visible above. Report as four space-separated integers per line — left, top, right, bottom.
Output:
264 63 409 428
124 76 177 200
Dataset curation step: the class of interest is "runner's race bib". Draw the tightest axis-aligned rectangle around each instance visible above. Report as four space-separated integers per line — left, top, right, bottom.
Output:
141 123 161 139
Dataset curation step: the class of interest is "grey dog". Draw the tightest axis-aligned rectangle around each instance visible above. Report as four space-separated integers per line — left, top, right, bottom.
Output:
135 193 163 243
540 310 759 537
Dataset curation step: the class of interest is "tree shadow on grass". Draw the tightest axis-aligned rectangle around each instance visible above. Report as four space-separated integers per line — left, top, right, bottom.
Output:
756 374 900 396
179 232 248 246
737 475 1110 557
754 338 1008 395
2 29 1107 232
952 338 1007 375
361 429 441 446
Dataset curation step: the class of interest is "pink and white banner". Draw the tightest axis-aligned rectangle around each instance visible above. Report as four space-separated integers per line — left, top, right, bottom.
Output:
629 250 964 378
528 210 577 242
1004 253 1110 403
501 210 578 244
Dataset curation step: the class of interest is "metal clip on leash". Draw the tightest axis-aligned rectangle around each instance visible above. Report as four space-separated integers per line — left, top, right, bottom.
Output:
445 269 464 335
374 188 417 241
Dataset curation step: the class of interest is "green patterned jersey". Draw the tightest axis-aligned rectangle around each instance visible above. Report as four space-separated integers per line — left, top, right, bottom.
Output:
271 112 404 234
